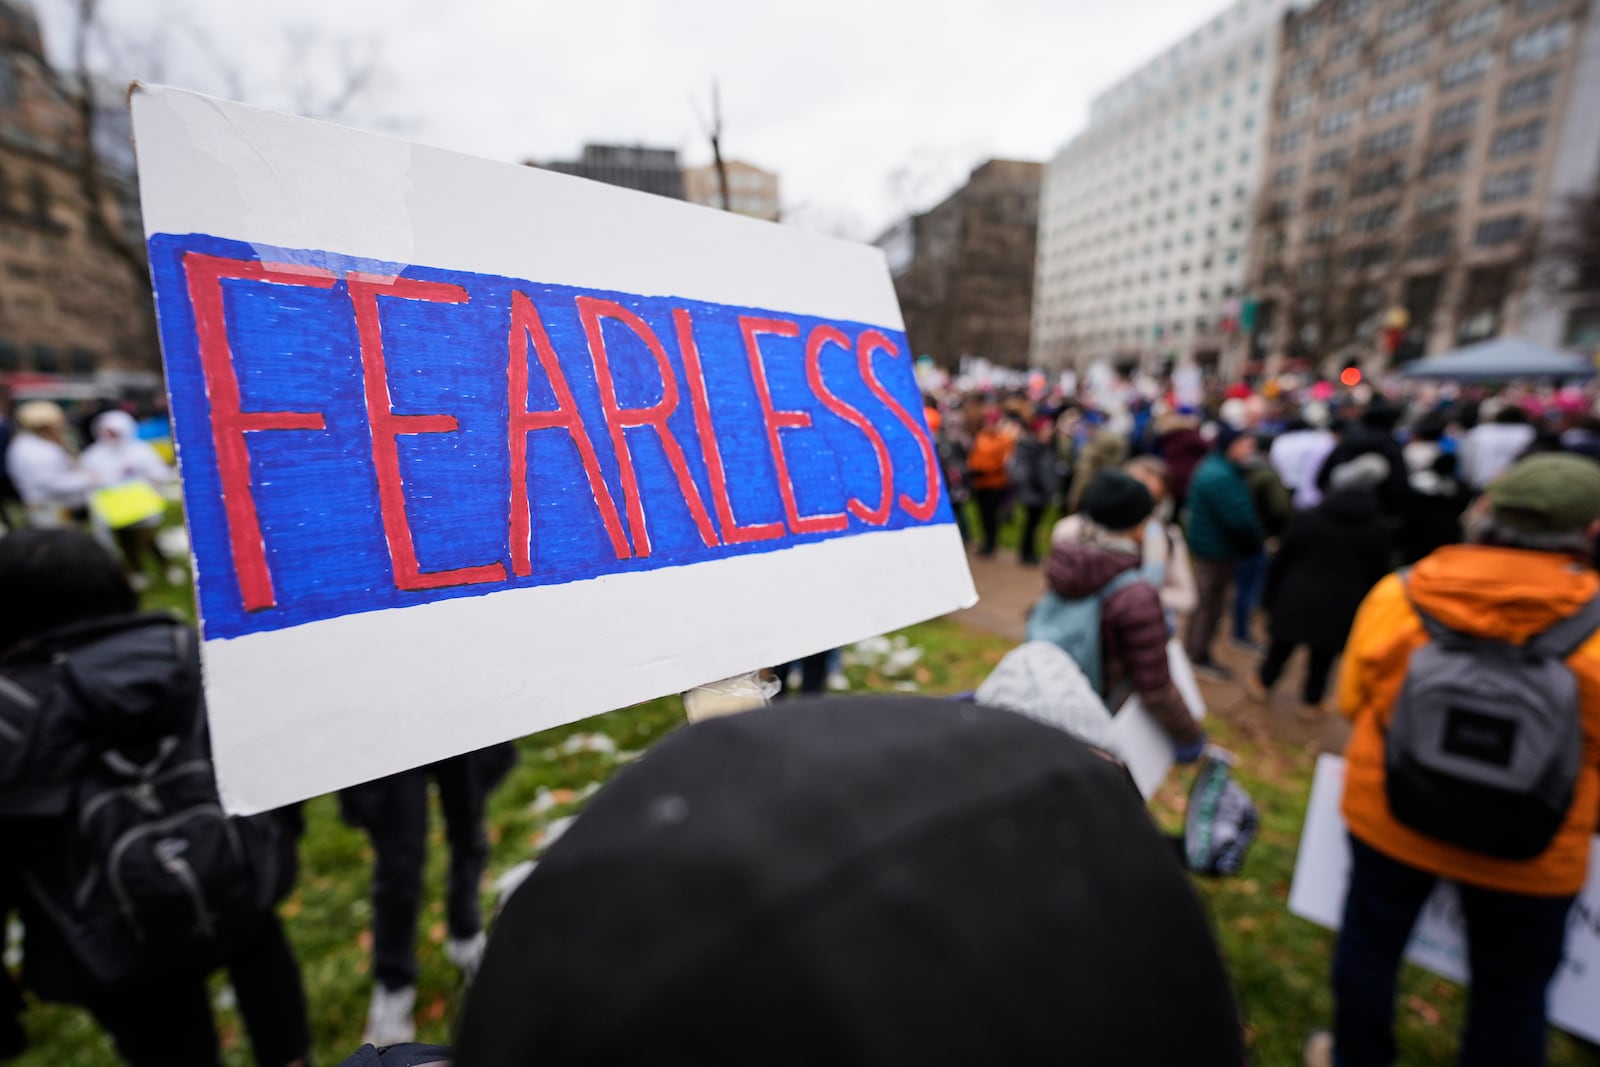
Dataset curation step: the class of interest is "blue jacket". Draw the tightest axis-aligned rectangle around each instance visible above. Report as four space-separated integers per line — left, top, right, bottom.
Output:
1185 452 1264 561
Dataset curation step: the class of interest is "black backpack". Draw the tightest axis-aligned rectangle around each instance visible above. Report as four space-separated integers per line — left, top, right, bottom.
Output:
1385 577 1600 860
2 616 281 984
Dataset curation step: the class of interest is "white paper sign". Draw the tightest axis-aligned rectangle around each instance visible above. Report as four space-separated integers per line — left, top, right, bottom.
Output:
1289 754 1600 1042
1111 639 1208 798
130 85 976 813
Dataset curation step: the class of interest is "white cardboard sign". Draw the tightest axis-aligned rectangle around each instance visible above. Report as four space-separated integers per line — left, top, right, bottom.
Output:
1112 639 1208 798
130 86 976 813
1289 754 1600 1043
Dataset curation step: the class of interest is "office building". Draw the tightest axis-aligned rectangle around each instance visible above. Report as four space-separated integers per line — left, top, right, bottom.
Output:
1032 0 1298 373
683 159 781 221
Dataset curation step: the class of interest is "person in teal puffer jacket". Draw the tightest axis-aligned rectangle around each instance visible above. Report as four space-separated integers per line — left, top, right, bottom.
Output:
1182 425 1264 679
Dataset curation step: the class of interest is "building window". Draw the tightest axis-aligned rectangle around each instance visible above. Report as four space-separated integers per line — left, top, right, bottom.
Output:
1313 147 1352 173
1510 21 1572 64
1490 119 1545 157
1337 0 1372 21
1276 128 1309 154
1344 243 1395 269
1352 162 1406 197
1329 33 1364 63
1288 57 1317 84
1293 18 1324 47
1368 79 1426 119
1307 185 1340 210
1383 0 1441 35
1307 218 1340 242
1519 0 1565 12
1474 215 1527 245
1349 202 1401 233
1440 49 1494 89
1417 186 1459 217
1273 164 1300 187
1448 5 1503 44
1482 166 1537 202
1500 68 1560 113
1433 97 1480 135
1361 123 1414 157
1409 229 1455 258
1282 91 1316 119
1374 39 1431 78
1423 141 1470 177
1318 109 1356 137
1325 70 1363 100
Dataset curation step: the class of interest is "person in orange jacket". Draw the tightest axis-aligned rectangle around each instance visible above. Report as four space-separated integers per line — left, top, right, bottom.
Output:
1306 453 1600 1067
965 404 1017 558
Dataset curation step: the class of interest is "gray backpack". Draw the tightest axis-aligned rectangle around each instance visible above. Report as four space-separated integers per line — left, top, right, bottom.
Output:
1386 574 1600 860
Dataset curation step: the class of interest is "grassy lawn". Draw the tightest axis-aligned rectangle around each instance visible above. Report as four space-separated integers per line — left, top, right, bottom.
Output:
10 560 1600 1065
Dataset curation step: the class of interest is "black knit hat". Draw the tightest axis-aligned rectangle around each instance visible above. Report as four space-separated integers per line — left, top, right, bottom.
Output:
455 697 1244 1066
1082 470 1156 532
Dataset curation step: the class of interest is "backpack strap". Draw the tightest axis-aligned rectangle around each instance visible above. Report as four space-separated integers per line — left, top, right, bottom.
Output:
1526 593 1600 659
1097 567 1148 603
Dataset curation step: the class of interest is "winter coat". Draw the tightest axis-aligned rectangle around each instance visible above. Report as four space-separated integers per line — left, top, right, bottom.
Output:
1460 422 1537 488
1397 443 1469 565
1044 538 1202 746
966 428 1015 492
1339 545 1600 895
1245 461 1292 540
1184 453 1263 561
80 411 175 489
1315 425 1410 516
1008 436 1060 509
1157 427 1209 504
1263 489 1391 648
1269 428 1337 508
0 614 223 999
4 433 89 526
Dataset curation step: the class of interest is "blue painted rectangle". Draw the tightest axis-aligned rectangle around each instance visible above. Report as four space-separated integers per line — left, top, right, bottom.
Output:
147 233 950 641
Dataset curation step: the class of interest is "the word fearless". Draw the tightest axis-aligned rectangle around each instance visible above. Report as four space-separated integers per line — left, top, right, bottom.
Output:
184 253 940 614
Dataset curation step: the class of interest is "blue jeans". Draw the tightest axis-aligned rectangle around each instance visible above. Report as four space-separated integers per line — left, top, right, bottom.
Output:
1332 835 1573 1066
1232 551 1267 641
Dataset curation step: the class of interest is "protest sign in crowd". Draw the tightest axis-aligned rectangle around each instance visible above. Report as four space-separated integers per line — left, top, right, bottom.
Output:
2 87 1600 1067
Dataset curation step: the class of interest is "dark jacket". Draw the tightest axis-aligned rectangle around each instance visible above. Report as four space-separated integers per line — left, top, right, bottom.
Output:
1263 489 1391 648
1045 539 1201 745
1185 452 1264 561
1158 428 1210 504
1315 424 1410 516
1245 460 1292 540
1008 435 1060 509
0 614 210 999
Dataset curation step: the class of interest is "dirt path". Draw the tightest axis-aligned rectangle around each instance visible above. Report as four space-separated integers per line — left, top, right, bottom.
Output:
950 545 1351 755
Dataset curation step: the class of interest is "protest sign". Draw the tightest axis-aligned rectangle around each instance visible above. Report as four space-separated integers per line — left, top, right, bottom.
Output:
1289 754 1600 1043
129 86 976 814
1111 639 1206 799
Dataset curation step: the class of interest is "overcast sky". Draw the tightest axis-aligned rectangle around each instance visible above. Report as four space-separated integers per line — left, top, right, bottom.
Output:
32 0 1227 240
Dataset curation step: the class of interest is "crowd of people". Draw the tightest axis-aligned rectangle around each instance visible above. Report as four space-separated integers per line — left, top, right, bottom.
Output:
3 368 1600 1065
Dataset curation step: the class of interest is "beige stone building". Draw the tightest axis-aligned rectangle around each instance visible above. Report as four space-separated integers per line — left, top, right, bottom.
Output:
683 159 782 222
0 0 157 386
1248 0 1600 373
874 158 1043 369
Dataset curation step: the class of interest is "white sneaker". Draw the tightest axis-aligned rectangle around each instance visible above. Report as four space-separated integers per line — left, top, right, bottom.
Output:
445 931 487 985
362 984 416 1047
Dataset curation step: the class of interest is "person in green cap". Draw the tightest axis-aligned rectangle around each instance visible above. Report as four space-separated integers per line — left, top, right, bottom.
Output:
1305 451 1600 1066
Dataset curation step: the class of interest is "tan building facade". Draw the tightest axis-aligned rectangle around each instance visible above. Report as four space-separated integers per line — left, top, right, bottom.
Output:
0 1 156 383
1248 0 1600 373
875 158 1042 369
683 159 781 221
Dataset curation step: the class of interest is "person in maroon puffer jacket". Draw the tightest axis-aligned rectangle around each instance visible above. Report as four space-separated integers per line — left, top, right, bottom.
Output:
1044 472 1208 761
1155 409 1210 512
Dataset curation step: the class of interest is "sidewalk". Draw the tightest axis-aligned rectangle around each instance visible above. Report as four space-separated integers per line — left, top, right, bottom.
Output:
951 546 1351 754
